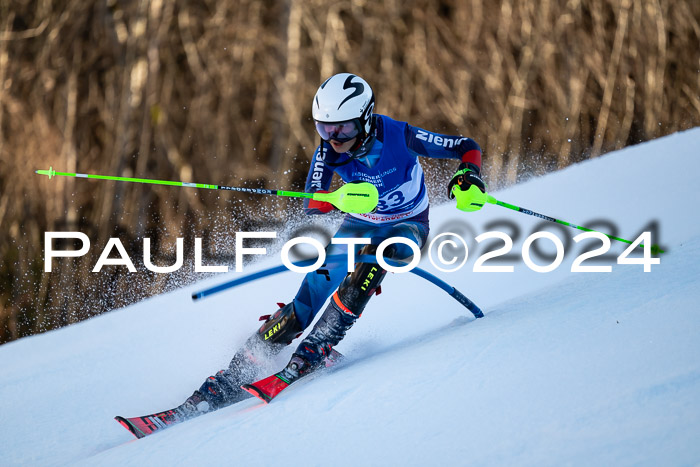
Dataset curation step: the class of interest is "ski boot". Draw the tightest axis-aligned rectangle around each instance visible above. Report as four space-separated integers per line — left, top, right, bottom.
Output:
290 244 387 371
189 302 304 411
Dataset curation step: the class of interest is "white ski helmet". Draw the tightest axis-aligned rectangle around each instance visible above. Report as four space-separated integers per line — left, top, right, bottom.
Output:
312 73 375 143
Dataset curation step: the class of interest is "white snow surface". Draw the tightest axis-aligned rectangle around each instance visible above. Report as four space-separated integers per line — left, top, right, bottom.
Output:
2 129 700 466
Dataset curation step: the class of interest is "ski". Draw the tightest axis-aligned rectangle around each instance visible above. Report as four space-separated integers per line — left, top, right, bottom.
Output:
115 407 194 439
115 350 344 439
114 393 247 440
242 349 344 404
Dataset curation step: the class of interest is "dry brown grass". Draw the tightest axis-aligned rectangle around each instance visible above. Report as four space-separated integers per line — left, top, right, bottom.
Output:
1 0 699 343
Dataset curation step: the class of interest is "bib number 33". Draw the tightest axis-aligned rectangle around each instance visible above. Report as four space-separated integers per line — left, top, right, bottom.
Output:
377 190 405 211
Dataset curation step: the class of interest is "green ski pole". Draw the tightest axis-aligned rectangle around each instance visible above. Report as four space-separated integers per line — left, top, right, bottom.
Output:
485 195 665 254
35 166 378 214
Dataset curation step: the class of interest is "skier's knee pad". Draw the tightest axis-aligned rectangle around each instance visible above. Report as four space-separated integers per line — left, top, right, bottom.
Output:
256 302 303 346
336 244 387 316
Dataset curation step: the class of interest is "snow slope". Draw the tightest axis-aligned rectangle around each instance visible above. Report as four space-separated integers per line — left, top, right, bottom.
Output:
2 129 699 466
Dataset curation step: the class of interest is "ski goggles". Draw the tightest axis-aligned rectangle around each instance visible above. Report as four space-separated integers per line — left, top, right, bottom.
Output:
314 119 361 143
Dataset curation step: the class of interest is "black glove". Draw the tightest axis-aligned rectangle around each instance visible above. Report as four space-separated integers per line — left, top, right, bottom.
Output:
447 163 486 199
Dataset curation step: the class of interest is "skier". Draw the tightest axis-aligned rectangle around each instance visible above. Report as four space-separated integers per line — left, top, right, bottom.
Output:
185 73 485 413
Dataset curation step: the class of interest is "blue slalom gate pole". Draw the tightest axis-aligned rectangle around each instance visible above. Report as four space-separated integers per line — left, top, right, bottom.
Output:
191 254 484 319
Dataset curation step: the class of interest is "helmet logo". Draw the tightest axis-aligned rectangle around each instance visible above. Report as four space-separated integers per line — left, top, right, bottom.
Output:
338 75 365 110
363 102 375 132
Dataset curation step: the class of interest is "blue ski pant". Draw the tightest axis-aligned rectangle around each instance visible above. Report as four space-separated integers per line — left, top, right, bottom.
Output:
292 211 429 329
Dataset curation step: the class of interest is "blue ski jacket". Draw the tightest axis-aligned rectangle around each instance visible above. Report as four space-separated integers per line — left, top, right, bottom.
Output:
303 114 481 223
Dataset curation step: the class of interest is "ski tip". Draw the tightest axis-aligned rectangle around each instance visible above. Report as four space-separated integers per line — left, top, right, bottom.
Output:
241 384 271 404
115 416 145 439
